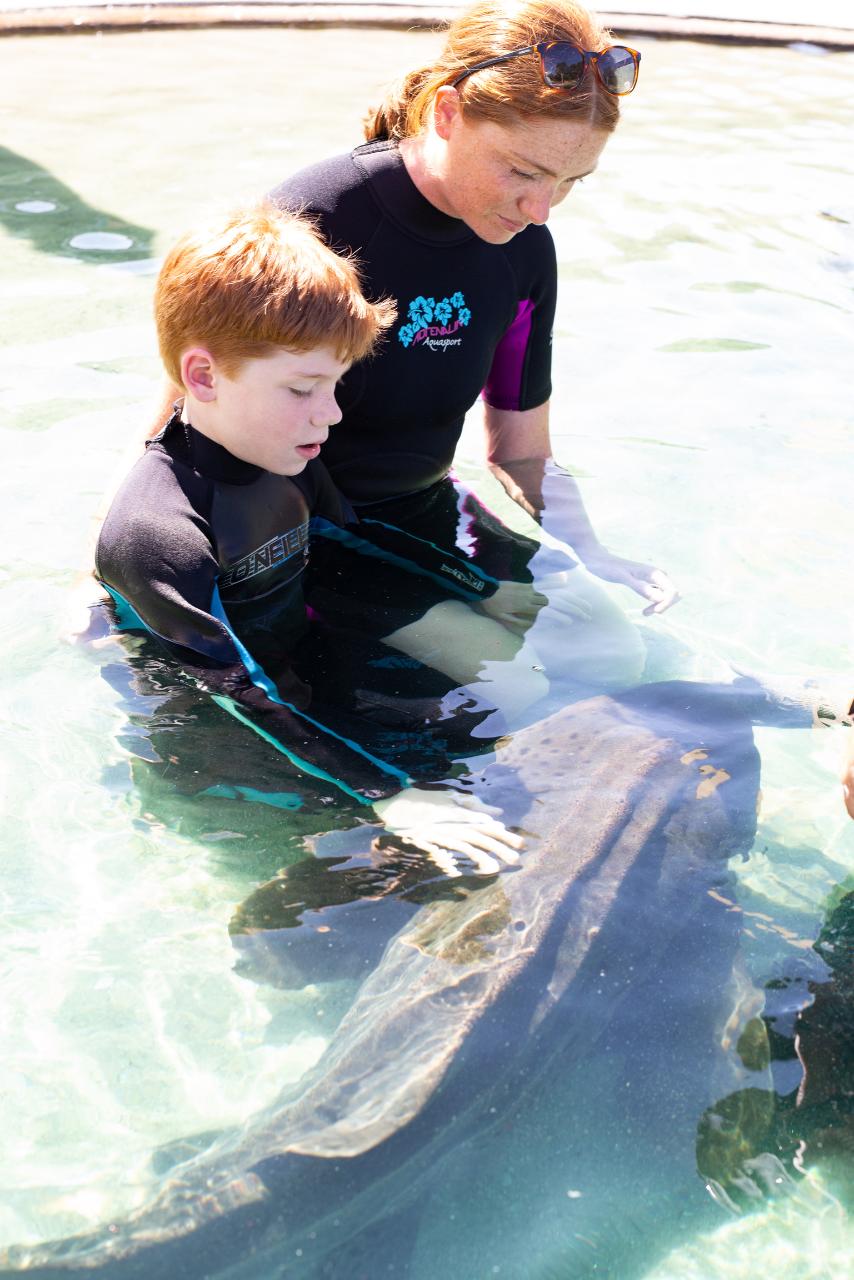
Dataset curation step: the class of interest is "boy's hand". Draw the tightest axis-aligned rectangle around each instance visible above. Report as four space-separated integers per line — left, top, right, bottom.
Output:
477 581 548 634
374 788 524 878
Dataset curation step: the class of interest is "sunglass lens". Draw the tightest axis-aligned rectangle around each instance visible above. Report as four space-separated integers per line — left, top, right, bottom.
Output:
540 43 585 89
597 47 638 94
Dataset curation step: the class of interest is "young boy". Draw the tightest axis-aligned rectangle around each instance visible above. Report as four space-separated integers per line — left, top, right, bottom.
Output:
96 205 533 875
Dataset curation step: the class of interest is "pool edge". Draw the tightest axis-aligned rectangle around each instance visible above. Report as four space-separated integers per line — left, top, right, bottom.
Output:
1 4 853 47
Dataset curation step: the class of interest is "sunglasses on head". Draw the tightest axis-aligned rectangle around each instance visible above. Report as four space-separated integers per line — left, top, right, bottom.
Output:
451 41 641 97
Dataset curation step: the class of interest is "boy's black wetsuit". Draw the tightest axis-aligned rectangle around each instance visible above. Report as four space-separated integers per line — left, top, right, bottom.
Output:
95 413 502 806
270 141 556 580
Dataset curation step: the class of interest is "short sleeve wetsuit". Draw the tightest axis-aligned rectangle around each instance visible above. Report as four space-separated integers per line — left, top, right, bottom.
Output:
95 413 500 806
270 141 556 577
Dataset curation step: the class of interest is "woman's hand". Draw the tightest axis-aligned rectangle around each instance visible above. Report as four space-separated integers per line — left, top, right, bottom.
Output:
580 549 680 616
531 570 594 624
374 787 524 878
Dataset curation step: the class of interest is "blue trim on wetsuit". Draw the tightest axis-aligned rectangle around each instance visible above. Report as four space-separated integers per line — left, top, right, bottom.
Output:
102 584 149 636
208 585 411 794
95 415 487 803
210 695 375 806
102 579 410 806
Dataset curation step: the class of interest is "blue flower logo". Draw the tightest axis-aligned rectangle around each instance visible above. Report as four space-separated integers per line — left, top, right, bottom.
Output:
397 290 471 347
408 295 436 328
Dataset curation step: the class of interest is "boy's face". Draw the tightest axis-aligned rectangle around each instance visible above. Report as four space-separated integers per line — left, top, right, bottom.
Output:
208 346 349 476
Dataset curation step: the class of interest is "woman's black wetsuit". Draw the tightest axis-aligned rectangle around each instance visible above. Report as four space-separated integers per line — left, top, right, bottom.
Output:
270 140 557 579
96 414 501 805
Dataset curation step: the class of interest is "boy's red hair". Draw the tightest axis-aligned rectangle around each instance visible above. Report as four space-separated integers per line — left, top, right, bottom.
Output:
155 205 395 386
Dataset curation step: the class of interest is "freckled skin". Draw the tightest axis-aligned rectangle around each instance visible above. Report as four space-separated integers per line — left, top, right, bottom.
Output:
402 91 609 245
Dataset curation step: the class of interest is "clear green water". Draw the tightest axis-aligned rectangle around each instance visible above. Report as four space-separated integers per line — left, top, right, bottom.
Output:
0 25 853 1278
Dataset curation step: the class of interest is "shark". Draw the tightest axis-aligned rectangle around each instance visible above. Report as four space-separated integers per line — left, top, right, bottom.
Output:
1 683 762 1279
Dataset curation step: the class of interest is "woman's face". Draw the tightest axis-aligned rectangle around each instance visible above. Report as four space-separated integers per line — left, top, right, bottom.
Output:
428 89 610 245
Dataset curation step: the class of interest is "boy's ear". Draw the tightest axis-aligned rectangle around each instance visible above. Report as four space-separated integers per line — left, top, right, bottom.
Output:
181 348 218 402
432 86 462 140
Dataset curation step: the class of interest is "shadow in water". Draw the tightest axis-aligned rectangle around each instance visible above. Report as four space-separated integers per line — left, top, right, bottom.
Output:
0 146 154 260
230 832 505 991
697 884 854 1215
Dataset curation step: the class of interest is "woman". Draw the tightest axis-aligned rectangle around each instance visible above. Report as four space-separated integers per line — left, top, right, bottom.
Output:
146 0 676 697
266 0 679 692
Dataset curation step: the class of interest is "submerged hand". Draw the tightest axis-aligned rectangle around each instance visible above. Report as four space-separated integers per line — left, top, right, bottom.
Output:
581 549 680 616
531 570 594 623
477 580 548 635
374 787 524 878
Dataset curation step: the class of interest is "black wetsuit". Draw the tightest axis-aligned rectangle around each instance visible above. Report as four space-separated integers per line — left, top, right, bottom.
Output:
95 414 500 805
270 141 556 578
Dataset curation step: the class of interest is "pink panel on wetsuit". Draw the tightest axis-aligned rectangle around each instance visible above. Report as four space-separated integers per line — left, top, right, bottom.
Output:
481 299 535 411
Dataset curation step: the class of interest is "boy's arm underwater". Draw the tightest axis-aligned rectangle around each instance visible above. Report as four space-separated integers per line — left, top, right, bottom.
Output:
94 461 523 876
308 509 551 724
311 515 551 634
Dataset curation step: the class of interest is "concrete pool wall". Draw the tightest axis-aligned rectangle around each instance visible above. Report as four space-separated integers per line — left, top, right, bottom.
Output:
1 0 854 47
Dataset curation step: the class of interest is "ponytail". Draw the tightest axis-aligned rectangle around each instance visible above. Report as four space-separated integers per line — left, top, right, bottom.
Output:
363 67 434 142
362 0 621 141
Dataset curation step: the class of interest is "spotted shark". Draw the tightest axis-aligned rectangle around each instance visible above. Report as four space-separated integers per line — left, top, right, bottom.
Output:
1 684 761 1279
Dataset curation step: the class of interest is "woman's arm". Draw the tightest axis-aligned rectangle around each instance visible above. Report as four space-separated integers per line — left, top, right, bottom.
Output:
484 401 680 615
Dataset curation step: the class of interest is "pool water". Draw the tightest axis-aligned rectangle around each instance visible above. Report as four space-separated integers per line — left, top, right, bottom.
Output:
0 24 853 1278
